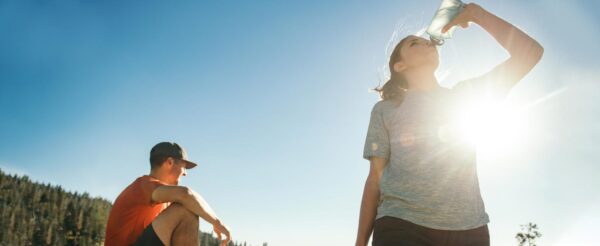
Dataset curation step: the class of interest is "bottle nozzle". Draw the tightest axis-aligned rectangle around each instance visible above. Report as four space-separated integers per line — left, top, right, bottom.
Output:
430 37 444 46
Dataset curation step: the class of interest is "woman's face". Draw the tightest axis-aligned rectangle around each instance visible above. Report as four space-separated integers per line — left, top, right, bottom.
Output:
394 35 439 72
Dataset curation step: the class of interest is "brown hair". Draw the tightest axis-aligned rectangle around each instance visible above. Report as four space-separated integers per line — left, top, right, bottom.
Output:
375 36 412 101
150 155 170 170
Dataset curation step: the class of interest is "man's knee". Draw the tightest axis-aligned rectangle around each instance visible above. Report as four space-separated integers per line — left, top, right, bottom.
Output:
168 203 198 221
151 203 199 245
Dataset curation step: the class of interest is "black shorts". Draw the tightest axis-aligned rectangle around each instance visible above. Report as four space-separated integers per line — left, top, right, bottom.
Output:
373 216 490 246
133 223 165 246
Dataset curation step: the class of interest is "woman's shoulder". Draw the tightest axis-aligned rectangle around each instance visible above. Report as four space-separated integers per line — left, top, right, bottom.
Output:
371 99 399 114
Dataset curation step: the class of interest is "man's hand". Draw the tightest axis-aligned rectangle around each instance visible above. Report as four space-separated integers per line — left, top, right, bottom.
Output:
213 220 231 246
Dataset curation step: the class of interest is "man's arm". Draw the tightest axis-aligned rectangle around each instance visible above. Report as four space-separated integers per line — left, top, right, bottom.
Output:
152 185 218 223
152 185 230 242
445 3 544 94
355 157 387 246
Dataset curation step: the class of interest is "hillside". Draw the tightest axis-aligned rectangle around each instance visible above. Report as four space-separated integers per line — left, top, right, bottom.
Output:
0 169 258 246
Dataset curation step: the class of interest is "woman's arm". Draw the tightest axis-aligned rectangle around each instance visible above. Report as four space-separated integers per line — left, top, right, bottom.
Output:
444 3 544 93
355 157 387 246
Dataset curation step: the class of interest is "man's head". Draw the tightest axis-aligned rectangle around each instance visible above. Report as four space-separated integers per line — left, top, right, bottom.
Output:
149 142 198 185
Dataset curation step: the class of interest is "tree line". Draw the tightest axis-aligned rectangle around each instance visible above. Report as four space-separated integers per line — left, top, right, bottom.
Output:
0 169 263 246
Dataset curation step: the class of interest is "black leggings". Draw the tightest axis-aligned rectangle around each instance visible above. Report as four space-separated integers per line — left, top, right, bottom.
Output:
373 216 490 246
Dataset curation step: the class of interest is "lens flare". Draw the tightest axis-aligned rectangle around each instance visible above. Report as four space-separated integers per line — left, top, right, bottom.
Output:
455 101 525 155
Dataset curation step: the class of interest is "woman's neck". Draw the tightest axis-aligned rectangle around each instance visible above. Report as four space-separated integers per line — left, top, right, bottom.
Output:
403 67 440 91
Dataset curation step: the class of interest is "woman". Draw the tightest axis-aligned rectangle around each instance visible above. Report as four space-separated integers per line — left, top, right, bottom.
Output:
356 3 543 246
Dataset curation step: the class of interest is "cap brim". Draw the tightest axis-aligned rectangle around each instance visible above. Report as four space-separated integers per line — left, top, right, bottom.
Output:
182 160 198 169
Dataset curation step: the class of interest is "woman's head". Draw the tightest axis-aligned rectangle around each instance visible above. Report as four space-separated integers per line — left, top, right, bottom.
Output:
376 35 439 100
391 35 439 72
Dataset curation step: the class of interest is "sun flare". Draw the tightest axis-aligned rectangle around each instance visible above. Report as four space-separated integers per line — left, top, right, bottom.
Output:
455 101 526 156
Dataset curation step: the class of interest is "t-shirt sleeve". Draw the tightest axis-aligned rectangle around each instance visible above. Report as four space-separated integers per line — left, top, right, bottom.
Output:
139 178 166 205
363 102 391 160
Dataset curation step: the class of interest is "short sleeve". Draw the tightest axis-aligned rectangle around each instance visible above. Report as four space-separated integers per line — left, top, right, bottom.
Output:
139 178 166 205
363 102 391 160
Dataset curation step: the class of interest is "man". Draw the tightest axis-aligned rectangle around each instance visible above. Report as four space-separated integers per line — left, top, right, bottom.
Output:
105 142 231 246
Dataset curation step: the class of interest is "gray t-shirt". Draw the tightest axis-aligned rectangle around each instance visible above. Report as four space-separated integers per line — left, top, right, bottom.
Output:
363 84 490 230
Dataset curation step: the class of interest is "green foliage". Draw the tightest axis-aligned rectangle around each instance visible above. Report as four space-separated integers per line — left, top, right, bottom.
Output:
0 169 262 246
0 169 112 245
516 222 542 246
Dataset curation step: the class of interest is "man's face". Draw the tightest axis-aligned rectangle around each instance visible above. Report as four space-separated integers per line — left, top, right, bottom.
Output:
168 158 188 185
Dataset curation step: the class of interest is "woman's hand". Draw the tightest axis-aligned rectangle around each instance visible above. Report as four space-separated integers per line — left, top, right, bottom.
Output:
442 3 484 33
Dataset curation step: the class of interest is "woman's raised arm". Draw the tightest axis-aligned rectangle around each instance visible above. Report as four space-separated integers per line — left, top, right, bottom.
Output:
444 3 544 92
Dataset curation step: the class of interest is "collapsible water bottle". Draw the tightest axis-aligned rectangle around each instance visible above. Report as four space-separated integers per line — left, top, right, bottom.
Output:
426 0 466 45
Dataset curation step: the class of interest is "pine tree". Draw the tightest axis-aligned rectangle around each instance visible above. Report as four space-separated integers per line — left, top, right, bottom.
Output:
0 169 256 246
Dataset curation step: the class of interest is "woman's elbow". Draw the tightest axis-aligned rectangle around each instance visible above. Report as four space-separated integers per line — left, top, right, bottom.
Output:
521 42 544 68
533 42 544 62
365 173 381 191
525 38 543 60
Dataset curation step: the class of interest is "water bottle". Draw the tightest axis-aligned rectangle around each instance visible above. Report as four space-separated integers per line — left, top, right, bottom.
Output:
426 0 466 45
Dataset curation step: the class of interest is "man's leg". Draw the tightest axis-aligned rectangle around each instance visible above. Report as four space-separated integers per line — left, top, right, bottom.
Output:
151 203 200 246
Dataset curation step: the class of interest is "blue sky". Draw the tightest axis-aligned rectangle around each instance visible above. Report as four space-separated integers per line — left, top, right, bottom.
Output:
1 0 599 245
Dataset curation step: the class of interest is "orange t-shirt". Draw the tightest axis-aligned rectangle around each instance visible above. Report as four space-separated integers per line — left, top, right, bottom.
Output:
105 175 169 246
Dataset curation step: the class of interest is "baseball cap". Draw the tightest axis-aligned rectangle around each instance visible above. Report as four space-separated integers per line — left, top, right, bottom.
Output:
150 142 198 169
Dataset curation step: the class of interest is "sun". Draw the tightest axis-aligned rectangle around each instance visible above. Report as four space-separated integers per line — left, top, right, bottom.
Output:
455 100 527 156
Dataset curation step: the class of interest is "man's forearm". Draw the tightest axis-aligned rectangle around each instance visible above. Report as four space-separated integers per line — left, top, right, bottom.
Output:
178 188 220 225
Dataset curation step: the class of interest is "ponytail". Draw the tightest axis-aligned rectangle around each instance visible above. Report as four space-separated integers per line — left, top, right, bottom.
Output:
374 36 412 102
375 72 408 101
